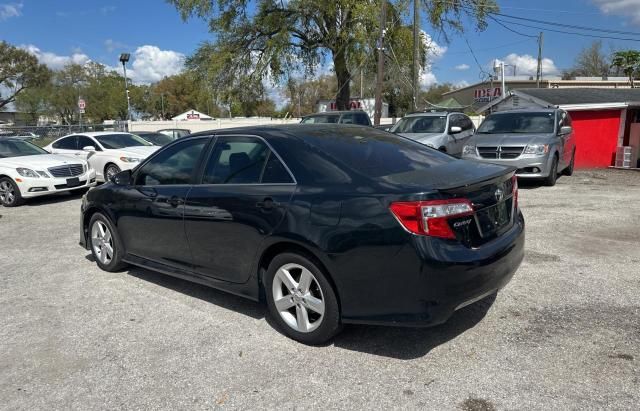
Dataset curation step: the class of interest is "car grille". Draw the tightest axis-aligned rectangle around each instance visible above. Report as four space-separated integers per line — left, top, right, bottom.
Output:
48 164 84 177
477 146 525 159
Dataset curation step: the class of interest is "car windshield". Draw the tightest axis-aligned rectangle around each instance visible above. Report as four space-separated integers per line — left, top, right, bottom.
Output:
95 133 153 149
301 115 340 124
392 116 447 133
477 112 555 134
135 133 174 146
300 128 453 183
0 139 47 158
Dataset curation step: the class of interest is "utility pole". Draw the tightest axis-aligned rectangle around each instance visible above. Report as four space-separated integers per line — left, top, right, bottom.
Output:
412 0 419 110
360 67 364 98
536 32 544 88
119 53 132 123
374 0 387 126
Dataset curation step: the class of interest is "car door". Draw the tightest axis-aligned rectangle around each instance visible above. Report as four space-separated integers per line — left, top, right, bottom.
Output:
76 135 101 161
184 135 296 283
114 137 210 270
556 110 571 168
50 135 79 157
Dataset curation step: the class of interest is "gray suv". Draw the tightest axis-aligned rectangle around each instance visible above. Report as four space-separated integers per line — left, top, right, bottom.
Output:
389 111 475 156
462 109 577 186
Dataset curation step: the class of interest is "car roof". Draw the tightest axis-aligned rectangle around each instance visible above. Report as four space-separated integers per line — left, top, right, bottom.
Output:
64 131 134 137
303 111 366 117
404 112 453 118
186 124 379 139
488 108 558 115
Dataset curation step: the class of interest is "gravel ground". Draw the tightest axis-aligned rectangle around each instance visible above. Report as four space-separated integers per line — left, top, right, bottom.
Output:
0 169 639 410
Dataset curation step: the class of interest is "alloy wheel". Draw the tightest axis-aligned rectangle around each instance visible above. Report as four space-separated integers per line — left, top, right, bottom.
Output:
0 180 15 205
91 220 114 265
271 263 325 333
105 165 120 181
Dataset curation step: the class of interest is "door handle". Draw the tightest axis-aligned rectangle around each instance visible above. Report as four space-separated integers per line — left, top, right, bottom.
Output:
256 197 279 209
168 196 185 207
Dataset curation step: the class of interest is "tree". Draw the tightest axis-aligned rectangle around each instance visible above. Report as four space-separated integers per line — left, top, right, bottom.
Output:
168 0 497 110
14 86 51 124
611 50 640 87
0 41 51 110
563 41 611 79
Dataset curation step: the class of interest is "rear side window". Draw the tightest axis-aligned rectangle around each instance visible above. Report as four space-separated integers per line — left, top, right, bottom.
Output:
135 138 207 186
355 112 371 126
203 136 293 184
53 136 78 150
298 128 452 183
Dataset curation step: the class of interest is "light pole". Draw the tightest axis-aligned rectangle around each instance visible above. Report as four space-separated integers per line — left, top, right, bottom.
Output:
119 53 131 122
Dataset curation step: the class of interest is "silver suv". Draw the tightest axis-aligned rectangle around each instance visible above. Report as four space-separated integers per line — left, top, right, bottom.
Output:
462 109 576 186
389 111 475 156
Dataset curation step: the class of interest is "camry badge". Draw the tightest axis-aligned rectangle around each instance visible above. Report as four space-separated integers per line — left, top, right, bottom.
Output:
494 188 504 202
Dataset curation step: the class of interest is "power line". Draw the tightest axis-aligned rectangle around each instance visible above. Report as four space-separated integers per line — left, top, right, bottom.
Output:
493 17 640 43
488 15 537 38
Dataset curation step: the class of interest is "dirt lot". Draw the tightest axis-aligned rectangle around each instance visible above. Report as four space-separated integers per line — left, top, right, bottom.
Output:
1 169 639 410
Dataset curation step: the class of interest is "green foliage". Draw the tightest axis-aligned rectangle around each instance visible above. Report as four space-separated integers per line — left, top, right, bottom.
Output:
611 50 640 86
0 41 51 110
168 0 497 111
563 41 612 80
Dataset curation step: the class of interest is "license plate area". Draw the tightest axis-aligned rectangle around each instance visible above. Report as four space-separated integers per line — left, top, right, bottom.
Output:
476 198 512 238
66 177 80 188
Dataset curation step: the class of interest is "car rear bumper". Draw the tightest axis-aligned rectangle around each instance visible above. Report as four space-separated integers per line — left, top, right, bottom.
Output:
338 211 525 327
17 170 97 198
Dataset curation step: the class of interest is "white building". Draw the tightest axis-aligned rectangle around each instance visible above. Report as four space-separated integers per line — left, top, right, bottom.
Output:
172 109 214 121
316 98 389 119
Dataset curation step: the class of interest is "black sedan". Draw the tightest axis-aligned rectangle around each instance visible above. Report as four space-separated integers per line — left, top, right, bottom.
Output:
79 125 524 344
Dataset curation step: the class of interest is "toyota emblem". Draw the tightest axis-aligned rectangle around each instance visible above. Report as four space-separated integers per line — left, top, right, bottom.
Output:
494 188 504 202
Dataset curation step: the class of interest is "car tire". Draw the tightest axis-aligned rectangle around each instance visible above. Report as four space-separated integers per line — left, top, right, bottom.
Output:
104 164 121 182
564 150 576 176
0 177 24 207
544 155 558 187
88 212 127 272
264 252 342 345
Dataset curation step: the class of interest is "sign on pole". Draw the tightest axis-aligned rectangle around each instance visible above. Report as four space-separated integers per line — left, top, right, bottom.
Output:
78 99 86 110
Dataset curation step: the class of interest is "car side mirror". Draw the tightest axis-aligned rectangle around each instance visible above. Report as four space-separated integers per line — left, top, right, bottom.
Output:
560 126 573 135
111 169 132 185
450 126 462 134
82 146 96 152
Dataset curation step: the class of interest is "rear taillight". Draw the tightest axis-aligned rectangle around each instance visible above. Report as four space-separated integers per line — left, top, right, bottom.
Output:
512 174 518 210
389 199 474 239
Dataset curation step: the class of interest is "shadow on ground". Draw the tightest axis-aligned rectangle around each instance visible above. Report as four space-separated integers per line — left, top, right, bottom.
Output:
24 189 87 206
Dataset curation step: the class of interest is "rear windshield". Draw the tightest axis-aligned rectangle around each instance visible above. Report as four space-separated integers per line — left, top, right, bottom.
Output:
135 132 173 146
95 133 153 149
298 128 453 183
392 116 447 133
301 115 340 124
478 112 555 134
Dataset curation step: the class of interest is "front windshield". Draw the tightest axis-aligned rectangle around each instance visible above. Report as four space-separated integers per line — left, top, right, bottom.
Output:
301 115 340 124
0 139 47 158
135 133 173 146
95 133 153 149
477 112 555 134
392 116 447 133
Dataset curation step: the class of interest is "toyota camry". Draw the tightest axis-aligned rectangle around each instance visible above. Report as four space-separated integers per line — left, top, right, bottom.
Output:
79 125 524 344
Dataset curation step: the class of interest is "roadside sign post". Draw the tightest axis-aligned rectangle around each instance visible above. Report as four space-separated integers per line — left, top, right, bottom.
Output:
78 98 86 129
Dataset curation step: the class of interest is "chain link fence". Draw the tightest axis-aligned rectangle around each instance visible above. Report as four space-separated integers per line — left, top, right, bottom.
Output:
0 124 122 146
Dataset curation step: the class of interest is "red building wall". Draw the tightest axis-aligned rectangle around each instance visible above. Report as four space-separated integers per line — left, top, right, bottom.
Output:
568 109 621 168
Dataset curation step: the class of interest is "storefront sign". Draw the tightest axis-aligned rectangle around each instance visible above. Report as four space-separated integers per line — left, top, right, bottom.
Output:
474 87 502 103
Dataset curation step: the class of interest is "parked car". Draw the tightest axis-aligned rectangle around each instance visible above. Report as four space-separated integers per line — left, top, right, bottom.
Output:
79 124 524 344
157 128 191 140
462 108 576 186
43 132 160 182
0 130 38 142
0 138 96 207
389 111 475 156
300 110 372 126
133 131 175 146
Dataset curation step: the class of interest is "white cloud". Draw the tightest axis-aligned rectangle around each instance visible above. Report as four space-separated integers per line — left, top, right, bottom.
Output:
455 64 470 71
21 44 91 70
420 32 446 88
127 45 186 83
492 53 558 77
593 0 640 25
104 39 129 53
0 2 22 20
454 80 470 88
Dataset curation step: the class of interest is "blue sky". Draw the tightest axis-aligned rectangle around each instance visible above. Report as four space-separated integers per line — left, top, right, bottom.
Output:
2 0 640 90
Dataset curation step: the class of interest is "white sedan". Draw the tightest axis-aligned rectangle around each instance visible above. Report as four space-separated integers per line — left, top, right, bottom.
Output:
44 132 160 182
0 138 96 207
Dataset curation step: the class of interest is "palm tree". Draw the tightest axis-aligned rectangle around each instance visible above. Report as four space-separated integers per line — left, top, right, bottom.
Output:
611 50 640 87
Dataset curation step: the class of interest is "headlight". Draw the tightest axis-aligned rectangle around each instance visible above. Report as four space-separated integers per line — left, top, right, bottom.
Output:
462 145 477 156
523 144 549 155
16 168 39 178
119 156 141 163
36 171 50 178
